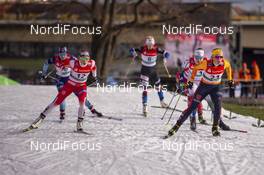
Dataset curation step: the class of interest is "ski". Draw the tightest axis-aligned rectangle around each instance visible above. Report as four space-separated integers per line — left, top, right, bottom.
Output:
151 106 183 112
229 129 248 133
89 115 123 121
223 115 237 119
191 129 198 133
73 130 93 135
162 135 172 139
197 122 211 126
22 125 37 133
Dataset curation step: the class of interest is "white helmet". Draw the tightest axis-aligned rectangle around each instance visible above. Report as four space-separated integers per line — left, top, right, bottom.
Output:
194 48 204 64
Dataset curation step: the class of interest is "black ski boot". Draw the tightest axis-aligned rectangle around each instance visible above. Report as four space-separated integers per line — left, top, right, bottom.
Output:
198 114 207 124
212 125 220 136
168 124 180 137
219 120 231 131
77 117 84 131
60 110 65 120
190 116 196 131
91 109 103 117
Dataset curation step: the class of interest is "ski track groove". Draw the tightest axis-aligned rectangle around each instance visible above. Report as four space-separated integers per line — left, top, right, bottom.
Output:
0 86 264 175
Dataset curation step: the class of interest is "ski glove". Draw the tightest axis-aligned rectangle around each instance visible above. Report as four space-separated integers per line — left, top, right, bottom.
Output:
129 48 137 58
228 80 234 89
163 51 170 59
187 81 193 89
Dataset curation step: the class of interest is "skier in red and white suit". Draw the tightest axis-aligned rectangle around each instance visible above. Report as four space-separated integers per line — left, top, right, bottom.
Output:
182 49 206 123
29 50 97 131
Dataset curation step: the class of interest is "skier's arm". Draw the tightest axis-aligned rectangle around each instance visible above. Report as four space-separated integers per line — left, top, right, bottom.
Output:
157 48 170 62
129 47 143 58
92 64 97 78
189 59 207 82
42 58 54 76
224 59 232 81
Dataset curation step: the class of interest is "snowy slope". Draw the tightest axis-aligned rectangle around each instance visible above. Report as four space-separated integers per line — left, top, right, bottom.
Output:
0 85 264 175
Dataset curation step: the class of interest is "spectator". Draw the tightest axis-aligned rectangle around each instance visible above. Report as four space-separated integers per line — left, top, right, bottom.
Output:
239 62 251 98
251 60 261 98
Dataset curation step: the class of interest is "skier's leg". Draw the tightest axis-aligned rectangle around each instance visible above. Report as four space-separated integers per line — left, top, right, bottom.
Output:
56 78 67 119
153 71 168 107
140 74 149 105
140 71 150 116
85 99 103 117
177 84 208 126
31 82 73 128
76 86 87 131
168 83 210 135
209 86 222 136
205 95 230 130
155 79 164 101
73 92 103 117
209 89 222 125
142 85 148 116
188 96 197 130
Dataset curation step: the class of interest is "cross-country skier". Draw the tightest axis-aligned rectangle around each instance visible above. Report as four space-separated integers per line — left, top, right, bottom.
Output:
27 50 98 132
166 48 233 137
41 47 102 121
177 48 230 131
129 36 170 117
179 48 207 127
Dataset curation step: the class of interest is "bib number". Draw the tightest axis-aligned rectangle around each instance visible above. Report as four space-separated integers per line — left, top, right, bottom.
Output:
77 73 86 79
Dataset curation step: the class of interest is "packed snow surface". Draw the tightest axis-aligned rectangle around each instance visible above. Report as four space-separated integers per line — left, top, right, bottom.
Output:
0 85 264 175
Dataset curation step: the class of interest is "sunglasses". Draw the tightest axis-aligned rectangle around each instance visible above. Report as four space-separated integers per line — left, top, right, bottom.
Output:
79 56 89 61
213 55 223 60
59 53 66 58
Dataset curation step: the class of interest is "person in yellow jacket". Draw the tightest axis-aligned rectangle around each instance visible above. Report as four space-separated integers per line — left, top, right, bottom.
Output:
251 60 261 80
251 60 261 98
165 48 234 138
239 62 251 98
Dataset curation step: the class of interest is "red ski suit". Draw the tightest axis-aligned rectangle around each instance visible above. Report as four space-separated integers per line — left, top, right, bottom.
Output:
53 59 96 106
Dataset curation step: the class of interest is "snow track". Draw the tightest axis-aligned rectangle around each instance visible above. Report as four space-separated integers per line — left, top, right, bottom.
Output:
0 85 264 175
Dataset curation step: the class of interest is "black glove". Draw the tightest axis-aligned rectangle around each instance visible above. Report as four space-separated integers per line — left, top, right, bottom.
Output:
95 78 100 85
187 81 193 89
39 74 46 82
228 80 234 89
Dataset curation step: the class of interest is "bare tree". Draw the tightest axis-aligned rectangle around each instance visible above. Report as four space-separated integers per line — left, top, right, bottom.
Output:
82 0 207 78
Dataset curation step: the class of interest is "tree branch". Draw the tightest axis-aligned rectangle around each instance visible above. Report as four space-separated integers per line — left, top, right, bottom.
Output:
107 0 116 29
110 3 206 32
147 0 167 15
101 0 110 26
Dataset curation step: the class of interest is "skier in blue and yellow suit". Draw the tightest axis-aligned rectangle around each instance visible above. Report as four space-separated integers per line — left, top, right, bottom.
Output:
166 48 234 137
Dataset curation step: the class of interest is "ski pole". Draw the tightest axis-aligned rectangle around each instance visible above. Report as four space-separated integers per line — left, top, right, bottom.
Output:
163 61 171 78
38 70 57 81
166 93 182 125
87 79 98 87
47 75 58 81
161 91 178 120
